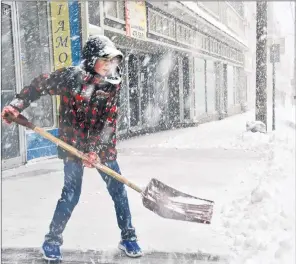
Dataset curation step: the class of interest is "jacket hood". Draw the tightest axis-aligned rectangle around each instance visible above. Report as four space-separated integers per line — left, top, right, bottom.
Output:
81 35 123 74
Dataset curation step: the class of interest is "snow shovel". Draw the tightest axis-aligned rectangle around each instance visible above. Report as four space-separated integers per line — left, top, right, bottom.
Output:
3 113 214 224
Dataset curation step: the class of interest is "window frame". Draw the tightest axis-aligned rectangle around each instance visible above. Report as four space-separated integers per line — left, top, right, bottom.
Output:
104 0 125 24
148 8 176 41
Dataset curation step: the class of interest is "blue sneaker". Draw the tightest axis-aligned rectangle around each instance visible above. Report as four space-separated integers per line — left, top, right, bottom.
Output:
42 241 62 261
118 239 143 258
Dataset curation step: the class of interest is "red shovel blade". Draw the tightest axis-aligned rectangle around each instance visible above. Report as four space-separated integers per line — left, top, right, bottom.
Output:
142 178 214 224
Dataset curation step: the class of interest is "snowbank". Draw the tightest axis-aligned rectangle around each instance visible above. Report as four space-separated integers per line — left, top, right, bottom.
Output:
219 110 295 263
119 107 295 263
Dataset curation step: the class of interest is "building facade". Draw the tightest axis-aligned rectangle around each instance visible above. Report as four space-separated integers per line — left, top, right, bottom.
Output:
1 1 250 170
1 1 81 169
267 2 295 106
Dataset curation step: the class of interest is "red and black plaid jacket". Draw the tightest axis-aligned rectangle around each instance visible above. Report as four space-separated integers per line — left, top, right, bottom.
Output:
9 66 121 163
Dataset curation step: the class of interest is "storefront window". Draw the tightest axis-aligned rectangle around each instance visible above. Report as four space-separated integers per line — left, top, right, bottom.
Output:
88 1 100 26
195 32 201 48
1 3 21 160
213 40 217 53
149 11 156 32
217 42 221 55
184 28 188 43
104 1 116 18
194 57 206 116
118 1 125 20
148 9 175 40
118 50 129 132
233 67 239 104
206 60 216 113
227 65 234 107
209 38 213 52
104 1 124 21
163 17 169 36
183 57 190 120
17 1 54 128
204 37 210 51
235 67 241 104
128 54 140 127
155 15 162 32
168 21 175 39
188 29 194 45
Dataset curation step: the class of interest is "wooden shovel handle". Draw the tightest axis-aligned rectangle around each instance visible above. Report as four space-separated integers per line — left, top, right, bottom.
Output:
4 113 143 193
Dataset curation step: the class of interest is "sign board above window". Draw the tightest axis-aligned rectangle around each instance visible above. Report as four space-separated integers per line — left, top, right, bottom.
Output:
125 0 147 40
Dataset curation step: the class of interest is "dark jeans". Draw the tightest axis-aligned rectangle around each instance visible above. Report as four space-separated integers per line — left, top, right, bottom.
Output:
44 159 136 246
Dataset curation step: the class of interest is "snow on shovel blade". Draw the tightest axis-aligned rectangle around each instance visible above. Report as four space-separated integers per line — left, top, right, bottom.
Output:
142 178 214 224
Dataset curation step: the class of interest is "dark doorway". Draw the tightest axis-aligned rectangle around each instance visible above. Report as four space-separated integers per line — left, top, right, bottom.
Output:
223 64 228 115
139 53 158 126
168 56 180 126
182 56 190 120
128 54 140 127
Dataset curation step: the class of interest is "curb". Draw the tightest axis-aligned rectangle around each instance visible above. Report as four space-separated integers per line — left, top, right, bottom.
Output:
2 247 229 264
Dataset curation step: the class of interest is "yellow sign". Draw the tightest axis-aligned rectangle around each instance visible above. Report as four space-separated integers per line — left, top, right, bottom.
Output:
125 1 147 40
50 2 72 70
50 2 72 118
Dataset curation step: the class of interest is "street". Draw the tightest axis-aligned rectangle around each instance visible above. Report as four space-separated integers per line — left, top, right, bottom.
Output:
2 109 295 263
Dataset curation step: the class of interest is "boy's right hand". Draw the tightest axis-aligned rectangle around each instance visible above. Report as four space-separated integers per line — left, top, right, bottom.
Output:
1 105 20 124
83 152 100 168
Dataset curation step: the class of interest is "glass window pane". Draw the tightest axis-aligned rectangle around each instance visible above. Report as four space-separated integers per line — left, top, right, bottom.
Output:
88 1 100 25
105 1 116 18
18 1 54 128
206 60 216 113
1 4 16 91
194 58 206 115
169 20 174 38
1 92 20 159
177 24 181 40
156 15 162 33
1 3 20 159
227 65 234 106
163 18 168 36
118 1 125 20
182 26 185 42
150 12 156 31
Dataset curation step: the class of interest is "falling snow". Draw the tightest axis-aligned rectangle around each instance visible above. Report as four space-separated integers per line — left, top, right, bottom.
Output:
1 1 295 263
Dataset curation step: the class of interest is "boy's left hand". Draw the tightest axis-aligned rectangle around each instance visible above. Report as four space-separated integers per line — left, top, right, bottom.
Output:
83 152 100 168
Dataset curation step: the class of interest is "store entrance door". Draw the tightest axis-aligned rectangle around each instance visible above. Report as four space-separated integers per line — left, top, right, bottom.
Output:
1 2 25 169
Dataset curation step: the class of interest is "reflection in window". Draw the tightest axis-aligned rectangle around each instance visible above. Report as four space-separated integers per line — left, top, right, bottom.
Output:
163 18 168 36
104 1 125 21
18 1 54 128
227 65 234 107
104 1 116 18
118 1 125 20
1 3 15 92
217 42 221 55
148 9 175 39
206 60 216 113
155 15 162 32
1 3 21 159
194 57 206 115
149 11 156 31
88 1 100 25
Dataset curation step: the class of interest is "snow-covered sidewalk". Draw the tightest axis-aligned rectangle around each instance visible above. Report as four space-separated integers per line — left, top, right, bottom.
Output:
2 107 295 263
